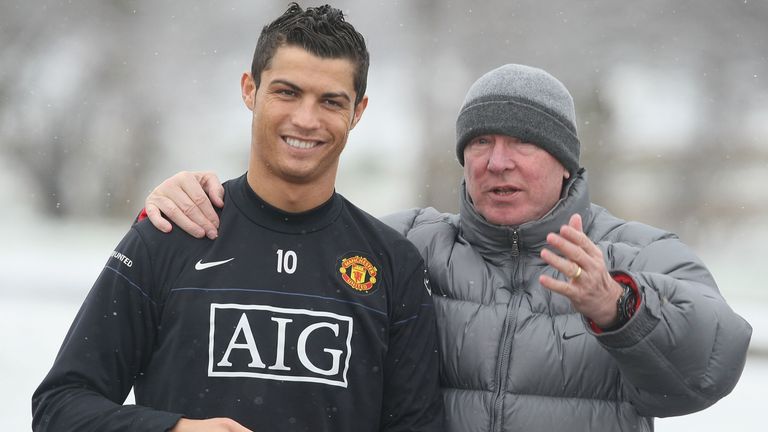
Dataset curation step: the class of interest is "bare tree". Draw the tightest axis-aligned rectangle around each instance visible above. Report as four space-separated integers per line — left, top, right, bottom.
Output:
1 1 162 218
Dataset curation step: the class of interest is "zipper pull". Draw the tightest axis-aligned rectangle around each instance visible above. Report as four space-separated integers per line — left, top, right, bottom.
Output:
510 229 520 257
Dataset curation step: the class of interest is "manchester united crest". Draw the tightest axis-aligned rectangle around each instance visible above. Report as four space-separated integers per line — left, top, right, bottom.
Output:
338 254 378 293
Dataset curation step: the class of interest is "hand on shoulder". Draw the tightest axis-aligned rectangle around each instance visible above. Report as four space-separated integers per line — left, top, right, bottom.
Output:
145 171 224 239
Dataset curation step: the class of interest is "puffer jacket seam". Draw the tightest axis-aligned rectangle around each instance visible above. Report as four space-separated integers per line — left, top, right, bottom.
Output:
594 221 679 249
498 392 639 404
597 237 673 252
439 387 647 404
397 208 426 237
413 218 456 229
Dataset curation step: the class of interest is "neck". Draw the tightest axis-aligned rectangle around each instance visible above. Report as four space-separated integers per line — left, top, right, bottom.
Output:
246 165 336 214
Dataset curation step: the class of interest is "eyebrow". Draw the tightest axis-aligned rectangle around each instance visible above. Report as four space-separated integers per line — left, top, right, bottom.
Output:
270 79 352 103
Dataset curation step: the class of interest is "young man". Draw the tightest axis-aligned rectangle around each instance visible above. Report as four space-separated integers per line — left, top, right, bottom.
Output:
146 64 751 431
32 4 443 432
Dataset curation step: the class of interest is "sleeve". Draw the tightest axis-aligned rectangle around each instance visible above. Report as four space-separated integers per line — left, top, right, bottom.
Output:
379 244 445 431
590 235 752 417
133 208 149 224
31 227 183 432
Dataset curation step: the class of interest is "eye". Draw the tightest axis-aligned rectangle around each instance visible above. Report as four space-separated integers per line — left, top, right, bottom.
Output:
275 88 296 97
323 98 343 108
515 142 538 155
471 136 492 146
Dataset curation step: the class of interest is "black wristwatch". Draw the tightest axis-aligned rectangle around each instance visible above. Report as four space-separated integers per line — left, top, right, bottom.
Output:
601 282 637 332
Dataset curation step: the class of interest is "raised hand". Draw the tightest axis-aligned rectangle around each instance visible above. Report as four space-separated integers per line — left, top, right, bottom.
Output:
539 213 623 328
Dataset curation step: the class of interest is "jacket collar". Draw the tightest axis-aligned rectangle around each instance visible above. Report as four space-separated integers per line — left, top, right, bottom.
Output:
458 168 592 258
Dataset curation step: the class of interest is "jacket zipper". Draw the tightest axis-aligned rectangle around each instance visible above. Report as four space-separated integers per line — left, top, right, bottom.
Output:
510 228 520 257
489 298 516 432
490 230 521 432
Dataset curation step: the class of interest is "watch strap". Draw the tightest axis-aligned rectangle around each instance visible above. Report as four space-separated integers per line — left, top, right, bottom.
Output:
588 271 641 334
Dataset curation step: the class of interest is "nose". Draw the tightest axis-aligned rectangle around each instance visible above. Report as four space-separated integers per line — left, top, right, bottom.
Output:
290 99 321 131
486 140 515 174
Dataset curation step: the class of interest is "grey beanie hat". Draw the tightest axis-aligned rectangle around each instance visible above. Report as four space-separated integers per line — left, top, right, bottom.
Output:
456 64 580 174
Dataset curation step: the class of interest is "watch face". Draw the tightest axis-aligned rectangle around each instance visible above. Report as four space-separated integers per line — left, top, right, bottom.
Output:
623 298 635 320
620 285 637 321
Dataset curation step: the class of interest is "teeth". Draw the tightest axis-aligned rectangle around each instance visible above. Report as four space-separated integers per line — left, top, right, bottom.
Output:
493 188 518 195
285 137 318 149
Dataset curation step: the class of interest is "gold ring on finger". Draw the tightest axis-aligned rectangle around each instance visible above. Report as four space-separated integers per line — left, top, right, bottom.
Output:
570 265 582 280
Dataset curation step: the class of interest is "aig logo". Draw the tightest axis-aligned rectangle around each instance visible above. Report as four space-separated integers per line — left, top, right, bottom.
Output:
208 304 354 388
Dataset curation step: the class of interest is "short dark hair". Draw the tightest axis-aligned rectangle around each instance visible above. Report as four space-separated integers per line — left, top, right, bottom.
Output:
252 3 369 106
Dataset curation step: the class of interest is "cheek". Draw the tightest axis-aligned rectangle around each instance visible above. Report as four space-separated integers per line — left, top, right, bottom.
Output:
463 164 479 193
334 120 352 139
531 173 564 203
464 155 488 179
327 108 354 130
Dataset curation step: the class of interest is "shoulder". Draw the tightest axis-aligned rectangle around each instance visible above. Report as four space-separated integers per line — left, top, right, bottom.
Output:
585 204 709 275
380 207 459 239
128 215 219 289
338 198 426 270
341 198 416 246
587 204 677 247
131 216 206 252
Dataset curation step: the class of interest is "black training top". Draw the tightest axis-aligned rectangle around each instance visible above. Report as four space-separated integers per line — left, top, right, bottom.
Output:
32 174 444 432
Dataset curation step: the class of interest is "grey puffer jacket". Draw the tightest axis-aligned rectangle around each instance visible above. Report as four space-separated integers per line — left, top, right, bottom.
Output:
383 170 751 432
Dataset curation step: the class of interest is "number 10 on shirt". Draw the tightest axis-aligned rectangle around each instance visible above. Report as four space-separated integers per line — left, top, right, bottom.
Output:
276 249 297 274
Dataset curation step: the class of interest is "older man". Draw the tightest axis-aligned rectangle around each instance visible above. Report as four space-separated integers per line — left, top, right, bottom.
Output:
144 64 751 431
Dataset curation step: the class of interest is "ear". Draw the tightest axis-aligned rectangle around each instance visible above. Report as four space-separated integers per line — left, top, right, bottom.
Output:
563 169 571 180
241 72 256 110
349 95 368 130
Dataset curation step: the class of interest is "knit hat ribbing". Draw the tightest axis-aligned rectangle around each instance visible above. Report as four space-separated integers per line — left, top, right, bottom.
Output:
455 64 580 174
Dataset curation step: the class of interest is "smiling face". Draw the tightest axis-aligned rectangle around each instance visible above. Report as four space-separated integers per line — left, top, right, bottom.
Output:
463 134 570 226
242 45 367 210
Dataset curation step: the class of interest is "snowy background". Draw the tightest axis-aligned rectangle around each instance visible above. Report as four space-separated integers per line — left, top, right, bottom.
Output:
2 0 767 430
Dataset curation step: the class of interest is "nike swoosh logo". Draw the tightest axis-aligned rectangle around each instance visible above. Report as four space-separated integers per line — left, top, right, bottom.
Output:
562 331 585 340
195 258 235 270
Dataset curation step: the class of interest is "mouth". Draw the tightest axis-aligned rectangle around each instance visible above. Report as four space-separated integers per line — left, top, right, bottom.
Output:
490 186 522 196
284 136 322 149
